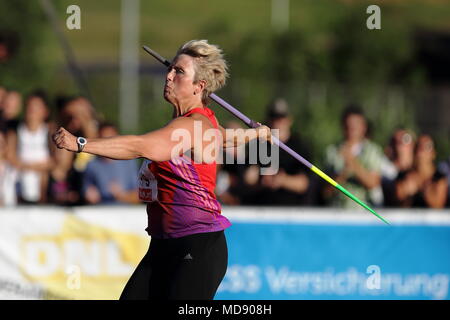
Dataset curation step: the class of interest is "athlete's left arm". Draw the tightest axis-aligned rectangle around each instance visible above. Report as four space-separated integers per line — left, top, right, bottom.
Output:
52 117 196 161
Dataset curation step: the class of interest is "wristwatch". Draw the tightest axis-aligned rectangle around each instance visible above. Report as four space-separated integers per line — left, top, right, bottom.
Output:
76 136 87 153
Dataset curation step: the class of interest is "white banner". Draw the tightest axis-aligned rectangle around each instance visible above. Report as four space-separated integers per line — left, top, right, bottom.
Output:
0 206 149 300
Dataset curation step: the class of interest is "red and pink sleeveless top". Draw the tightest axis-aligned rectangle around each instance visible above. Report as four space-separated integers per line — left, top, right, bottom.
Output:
138 106 231 239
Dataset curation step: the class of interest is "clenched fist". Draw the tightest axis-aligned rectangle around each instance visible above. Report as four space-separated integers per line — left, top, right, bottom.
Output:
52 127 78 152
255 122 273 145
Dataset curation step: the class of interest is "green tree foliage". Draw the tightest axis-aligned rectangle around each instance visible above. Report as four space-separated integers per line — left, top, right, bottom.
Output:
223 3 425 164
0 1 54 93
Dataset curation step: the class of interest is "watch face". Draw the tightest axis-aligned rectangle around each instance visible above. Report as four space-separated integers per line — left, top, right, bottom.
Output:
78 137 87 144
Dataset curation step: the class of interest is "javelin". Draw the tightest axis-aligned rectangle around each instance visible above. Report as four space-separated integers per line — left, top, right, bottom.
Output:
142 45 390 225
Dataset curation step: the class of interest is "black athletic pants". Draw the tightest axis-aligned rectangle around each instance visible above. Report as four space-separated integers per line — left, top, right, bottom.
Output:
120 230 228 300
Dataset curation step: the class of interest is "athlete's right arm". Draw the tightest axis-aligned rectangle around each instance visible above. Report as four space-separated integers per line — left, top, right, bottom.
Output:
218 123 273 148
52 117 196 161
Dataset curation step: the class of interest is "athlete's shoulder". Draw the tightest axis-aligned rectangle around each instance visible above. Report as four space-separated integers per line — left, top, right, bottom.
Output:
166 116 196 128
188 112 215 130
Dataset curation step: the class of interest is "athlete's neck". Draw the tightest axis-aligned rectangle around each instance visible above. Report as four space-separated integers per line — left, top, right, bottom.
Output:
172 103 204 118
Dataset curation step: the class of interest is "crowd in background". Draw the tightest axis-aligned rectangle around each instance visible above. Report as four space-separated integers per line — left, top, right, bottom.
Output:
0 87 139 207
216 98 449 209
1 86 449 208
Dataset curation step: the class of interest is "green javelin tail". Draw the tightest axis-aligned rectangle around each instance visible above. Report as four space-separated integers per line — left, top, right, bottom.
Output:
310 165 390 225
334 184 390 225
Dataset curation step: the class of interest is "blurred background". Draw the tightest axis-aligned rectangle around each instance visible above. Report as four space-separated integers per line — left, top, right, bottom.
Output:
0 0 449 300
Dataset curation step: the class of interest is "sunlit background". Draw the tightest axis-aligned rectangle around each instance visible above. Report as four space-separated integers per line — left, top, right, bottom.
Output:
1 0 449 161
0 0 449 300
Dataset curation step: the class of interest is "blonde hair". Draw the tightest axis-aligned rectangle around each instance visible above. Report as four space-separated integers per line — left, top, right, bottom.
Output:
175 40 229 104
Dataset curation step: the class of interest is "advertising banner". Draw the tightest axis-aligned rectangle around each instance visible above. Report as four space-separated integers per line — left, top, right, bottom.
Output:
217 208 450 300
0 206 449 300
0 206 149 299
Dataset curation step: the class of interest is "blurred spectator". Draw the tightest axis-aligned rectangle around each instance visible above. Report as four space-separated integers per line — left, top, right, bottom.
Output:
241 98 315 205
384 129 416 176
0 86 6 130
381 128 416 206
0 90 22 133
1 90 22 176
47 95 99 205
323 105 384 208
47 143 79 205
82 122 139 205
438 156 450 208
0 86 6 106
395 134 448 208
59 96 98 140
0 129 18 206
61 96 98 179
8 90 52 204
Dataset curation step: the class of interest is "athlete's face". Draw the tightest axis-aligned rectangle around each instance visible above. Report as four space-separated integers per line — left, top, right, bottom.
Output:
164 54 201 105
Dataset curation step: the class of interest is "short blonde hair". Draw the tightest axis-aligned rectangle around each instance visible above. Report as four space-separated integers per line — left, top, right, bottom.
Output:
175 40 229 104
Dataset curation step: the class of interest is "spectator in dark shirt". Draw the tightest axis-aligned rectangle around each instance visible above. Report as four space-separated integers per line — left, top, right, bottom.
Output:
381 128 416 207
395 134 448 208
438 156 450 208
241 98 315 205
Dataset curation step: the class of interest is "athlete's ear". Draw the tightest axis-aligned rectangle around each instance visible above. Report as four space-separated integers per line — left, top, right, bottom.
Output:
194 80 207 95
